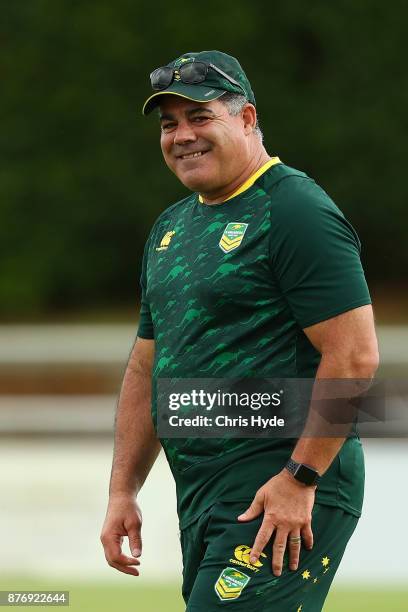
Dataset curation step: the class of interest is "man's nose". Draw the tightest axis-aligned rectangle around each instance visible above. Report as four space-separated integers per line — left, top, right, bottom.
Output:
173 120 197 145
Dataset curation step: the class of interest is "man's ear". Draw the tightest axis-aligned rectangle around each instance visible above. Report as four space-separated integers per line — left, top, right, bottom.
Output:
242 104 257 135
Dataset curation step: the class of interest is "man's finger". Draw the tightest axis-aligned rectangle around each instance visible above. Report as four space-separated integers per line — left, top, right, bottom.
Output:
288 531 302 571
128 530 143 558
272 528 288 576
109 560 140 577
301 523 314 550
237 496 264 522
106 549 141 567
249 516 276 564
102 533 140 567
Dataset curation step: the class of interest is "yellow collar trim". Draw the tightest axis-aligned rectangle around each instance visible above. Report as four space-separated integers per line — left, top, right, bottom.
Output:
198 156 281 204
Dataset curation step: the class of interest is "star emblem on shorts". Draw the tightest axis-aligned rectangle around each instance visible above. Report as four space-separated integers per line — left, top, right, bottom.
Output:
322 556 330 567
301 570 311 580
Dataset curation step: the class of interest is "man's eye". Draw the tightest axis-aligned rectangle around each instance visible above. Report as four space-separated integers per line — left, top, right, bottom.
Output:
161 123 176 132
192 116 208 122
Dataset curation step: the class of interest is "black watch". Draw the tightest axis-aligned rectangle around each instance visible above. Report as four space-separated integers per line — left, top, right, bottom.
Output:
285 458 320 486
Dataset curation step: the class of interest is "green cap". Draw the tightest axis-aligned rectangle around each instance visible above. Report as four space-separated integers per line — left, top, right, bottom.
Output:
142 50 256 115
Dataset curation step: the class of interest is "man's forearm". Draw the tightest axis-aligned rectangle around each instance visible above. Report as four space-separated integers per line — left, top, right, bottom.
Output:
109 339 160 497
291 352 378 476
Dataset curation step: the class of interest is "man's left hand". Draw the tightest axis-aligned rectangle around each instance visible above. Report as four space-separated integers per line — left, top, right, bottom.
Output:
237 469 316 576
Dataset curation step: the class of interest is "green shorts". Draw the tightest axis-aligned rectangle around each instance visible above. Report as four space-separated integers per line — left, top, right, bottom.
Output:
180 501 358 611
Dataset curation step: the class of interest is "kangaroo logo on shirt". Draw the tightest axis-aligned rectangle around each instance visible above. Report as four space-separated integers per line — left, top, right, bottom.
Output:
219 223 248 253
156 231 176 251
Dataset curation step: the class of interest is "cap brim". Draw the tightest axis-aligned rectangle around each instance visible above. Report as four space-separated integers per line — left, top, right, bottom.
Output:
142 81 225 115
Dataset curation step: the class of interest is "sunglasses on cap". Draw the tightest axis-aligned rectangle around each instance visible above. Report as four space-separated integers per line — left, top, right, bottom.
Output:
150 61 246 95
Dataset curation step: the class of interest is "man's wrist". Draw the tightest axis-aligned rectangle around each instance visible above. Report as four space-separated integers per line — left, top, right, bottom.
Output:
280 468 308 488
108 489 138 500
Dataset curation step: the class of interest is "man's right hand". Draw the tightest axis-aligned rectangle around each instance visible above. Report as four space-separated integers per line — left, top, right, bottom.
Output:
100 495 143 577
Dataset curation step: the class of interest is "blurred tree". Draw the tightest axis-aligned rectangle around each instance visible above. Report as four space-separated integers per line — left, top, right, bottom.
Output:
0 0 406 317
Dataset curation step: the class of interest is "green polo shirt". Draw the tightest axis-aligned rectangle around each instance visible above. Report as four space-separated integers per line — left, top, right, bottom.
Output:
138 159 371 528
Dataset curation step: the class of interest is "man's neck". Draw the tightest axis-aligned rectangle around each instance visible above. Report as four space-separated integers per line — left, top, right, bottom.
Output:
200 148 271 205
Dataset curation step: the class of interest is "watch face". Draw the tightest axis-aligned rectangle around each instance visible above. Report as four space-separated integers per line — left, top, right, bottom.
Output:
295 464 318 486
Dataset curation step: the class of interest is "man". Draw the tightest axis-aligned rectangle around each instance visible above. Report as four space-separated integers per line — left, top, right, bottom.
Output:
100 51 378 610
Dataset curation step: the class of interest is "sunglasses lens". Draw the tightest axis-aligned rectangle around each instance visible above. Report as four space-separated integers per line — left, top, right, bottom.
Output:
150 67 173 90
179 61 207 84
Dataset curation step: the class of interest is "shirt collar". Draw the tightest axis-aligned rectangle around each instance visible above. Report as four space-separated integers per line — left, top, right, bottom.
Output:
198 156 281 204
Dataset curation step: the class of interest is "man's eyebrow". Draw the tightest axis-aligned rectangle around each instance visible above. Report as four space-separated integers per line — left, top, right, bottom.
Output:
159 107 216 121
187 107 215 116
159 113 175 122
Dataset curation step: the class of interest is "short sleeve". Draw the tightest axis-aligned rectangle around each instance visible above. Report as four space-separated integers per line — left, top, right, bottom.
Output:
137 238 154 339
269 177 372 329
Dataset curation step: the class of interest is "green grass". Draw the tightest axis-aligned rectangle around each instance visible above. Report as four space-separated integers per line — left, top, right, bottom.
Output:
324 587 407 611
0 578 182 612
0 578 406 611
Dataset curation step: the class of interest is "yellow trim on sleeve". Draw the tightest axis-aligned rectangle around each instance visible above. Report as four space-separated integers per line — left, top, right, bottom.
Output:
198 157 281 204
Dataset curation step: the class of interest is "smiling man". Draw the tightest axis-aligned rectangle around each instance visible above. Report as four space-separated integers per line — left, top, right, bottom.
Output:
158 97 267 202
100 51 378 611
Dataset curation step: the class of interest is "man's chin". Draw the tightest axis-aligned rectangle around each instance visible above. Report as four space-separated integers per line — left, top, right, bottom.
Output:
176 171 216 194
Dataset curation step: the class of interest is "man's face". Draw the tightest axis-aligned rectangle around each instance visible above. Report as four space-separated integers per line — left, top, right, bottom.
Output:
159 96 251 195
